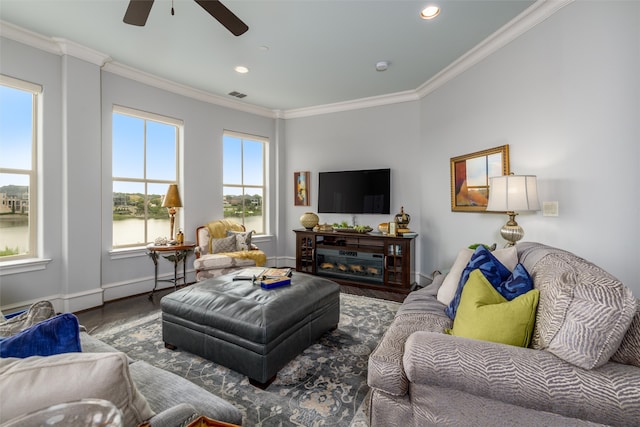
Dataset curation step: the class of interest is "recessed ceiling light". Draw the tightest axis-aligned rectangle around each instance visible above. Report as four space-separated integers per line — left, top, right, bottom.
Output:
234 66 249 74
420 5 440 20
376 61 389 72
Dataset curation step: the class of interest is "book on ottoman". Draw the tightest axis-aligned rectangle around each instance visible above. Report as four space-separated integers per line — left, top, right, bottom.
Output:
260 277 291 289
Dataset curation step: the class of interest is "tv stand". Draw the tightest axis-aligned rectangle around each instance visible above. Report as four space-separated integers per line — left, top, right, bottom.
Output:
294 229 416 293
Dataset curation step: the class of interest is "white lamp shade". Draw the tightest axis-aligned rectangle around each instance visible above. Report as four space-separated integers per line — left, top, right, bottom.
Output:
486 175 540 212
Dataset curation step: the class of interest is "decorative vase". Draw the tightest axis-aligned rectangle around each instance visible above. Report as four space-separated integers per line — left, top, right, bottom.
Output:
300 212 319 230
394 206 411 229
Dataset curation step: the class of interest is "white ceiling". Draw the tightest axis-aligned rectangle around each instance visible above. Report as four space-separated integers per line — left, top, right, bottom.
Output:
0 0 537 112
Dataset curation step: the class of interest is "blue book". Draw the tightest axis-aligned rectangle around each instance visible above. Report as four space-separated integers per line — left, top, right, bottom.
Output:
260 277 291 289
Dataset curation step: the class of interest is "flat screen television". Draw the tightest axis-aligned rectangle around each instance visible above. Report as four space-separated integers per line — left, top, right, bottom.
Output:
318 168 390 214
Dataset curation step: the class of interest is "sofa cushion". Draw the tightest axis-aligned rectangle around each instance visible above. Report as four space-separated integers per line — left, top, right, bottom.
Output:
445 246 516 319
437 246 517 307
0 352 154 426
529 250 637 369
494 263 534 301
210 235 237 253
447 269 539 347
611 301 640 367
0 313 81 358
0 301 56 337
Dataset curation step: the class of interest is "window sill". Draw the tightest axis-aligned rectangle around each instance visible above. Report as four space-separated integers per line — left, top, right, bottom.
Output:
0 258 52 276
109 246 149 260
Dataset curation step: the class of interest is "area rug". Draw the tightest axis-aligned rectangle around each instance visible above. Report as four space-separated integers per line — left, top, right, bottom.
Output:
93 293 400 426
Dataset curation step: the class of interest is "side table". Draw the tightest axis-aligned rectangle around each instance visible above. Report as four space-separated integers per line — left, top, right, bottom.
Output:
146 242 195 299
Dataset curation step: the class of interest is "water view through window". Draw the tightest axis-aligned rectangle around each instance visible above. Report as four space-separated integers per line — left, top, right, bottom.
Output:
112 108 180 248
0 80 37 259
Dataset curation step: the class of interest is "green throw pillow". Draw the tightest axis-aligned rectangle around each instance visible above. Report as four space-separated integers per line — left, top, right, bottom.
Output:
447 269 539 347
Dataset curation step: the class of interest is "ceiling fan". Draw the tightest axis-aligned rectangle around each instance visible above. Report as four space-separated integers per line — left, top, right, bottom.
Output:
123 0 248 36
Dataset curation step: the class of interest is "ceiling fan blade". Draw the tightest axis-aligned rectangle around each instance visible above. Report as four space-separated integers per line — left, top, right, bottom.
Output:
123 0 155 26
194 0 249 36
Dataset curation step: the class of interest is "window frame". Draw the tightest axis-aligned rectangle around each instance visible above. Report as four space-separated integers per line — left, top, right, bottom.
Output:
223 130 268 235
111 105 182 249
0 74 41 261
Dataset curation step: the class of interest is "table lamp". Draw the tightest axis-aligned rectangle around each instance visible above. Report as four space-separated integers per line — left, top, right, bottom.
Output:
162 184 182 241
486 174 540 246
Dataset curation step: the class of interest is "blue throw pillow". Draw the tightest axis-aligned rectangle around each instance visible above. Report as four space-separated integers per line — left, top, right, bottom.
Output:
496 263 534 301
0 313 81 358
445 246 512 319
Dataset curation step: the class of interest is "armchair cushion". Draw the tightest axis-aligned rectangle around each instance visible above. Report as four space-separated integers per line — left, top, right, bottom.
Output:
227 229 254 250
210 235 237 254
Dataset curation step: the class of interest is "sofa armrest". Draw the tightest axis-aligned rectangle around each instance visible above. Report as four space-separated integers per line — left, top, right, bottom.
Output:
403 331 640 427
367 312 451 397
148 403 199 427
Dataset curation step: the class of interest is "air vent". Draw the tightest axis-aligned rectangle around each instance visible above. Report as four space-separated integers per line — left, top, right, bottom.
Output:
228 91 247 98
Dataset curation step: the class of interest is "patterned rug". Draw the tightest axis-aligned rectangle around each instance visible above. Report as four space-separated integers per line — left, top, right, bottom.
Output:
93 293 400 426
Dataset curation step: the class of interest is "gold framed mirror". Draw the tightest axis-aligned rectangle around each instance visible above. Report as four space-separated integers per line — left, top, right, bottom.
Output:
450 145 510 212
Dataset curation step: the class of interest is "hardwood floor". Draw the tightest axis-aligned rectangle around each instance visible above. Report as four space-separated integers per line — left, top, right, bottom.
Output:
76 283 406 335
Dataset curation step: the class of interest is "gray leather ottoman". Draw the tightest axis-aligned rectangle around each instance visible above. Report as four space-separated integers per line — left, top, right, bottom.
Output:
161 272 340 386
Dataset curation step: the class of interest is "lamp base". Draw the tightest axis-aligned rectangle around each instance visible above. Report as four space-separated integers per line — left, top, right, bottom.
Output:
500 212 524 247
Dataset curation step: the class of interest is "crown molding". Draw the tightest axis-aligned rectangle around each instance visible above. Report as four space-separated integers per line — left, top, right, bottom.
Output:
0 20 61 55
282 90 420 119
102 62 275 118
416 0 574 98
52 38 111 66
1 20 274 118
280 0 573 118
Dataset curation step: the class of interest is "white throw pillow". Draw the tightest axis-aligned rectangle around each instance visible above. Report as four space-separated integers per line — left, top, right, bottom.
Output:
0 352 154 426
437 246 518 306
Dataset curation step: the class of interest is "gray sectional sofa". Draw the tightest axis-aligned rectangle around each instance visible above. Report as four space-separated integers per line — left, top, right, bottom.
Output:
367 242 640 426
0 309 242 427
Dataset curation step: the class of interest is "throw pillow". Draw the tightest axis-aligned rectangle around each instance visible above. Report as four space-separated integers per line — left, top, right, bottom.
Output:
210 235 237 254
611 301 640 367
0 301 56 337
447 269 539 347
494 263 534 301
530 251 637 369
445 246 516 319
437 245 517 306
0 313 81 358
227 230 254 251
0 352 154 426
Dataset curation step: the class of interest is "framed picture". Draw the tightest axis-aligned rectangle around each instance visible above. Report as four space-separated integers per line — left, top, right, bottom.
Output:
294 171 310 206
450 145 509 212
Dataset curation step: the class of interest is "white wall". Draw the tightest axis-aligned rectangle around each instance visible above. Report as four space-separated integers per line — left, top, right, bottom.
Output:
284 1 640 296
99 72 277 302
0 37 278 312
283 101 421 265
419 0 640 294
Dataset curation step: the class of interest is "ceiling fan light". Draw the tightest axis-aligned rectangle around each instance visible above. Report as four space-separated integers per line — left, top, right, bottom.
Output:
420 5 440 20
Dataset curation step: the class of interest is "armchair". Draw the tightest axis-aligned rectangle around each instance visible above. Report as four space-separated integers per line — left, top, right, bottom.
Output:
194 219 266 281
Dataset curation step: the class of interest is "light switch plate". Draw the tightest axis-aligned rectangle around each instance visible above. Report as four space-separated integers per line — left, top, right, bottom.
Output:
543 201 559 217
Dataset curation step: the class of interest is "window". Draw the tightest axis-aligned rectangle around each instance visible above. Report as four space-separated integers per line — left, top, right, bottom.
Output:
223 131 266 234
0 75 41 260
112 106 181 248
